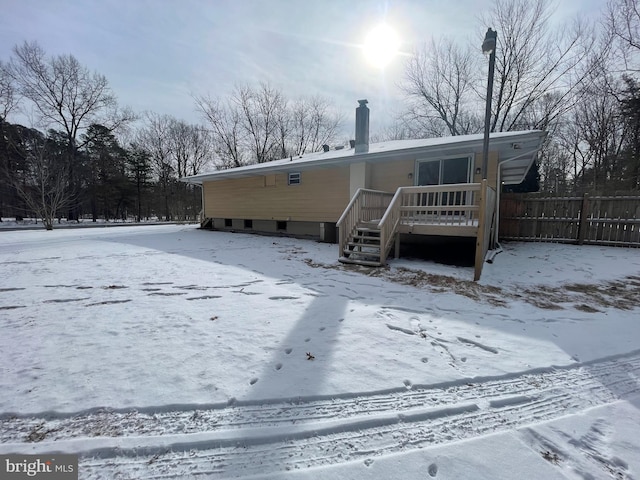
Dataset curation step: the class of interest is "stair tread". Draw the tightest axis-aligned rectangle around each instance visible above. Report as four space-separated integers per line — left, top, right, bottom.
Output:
343 251 380 260
339 256 382 267
347 242 380 252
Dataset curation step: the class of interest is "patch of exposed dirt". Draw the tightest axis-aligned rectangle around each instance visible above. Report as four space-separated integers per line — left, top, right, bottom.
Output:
306 260 640 313
575 304 602 313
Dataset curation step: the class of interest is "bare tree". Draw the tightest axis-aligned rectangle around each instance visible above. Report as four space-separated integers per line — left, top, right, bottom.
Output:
401 38 480 137
0 62 19 121
166 120 214 219
6 42 124 146
537 140 573 193
168 120 192 179
196 86 342 166
10 131 73 230
5 41 133 219
137 112 175 220
185 125 213 176
288 95 343 154
234 83 284 163
369 120 415 142
607 0 640 72
194 94 244 169
481 0 600 133
557 70 626 192
0 63 20 221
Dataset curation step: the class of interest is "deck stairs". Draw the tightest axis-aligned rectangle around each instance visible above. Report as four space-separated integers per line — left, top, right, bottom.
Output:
201 217 213 229
339 222 386 266
336 183 496 280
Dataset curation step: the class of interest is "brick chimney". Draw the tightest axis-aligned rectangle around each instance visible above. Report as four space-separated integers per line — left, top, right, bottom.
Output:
355 99 369 154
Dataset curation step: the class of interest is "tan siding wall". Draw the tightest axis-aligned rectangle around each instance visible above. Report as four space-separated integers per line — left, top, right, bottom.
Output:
367 153 499 192
472 152 499 189
203 167 350 222
369 158 414 191
204 150 501 223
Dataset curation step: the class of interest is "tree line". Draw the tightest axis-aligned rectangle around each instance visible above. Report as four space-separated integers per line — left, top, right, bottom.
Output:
0 44 344 228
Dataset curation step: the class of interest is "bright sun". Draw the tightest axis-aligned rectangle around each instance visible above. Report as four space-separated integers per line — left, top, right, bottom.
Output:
363 24 401 68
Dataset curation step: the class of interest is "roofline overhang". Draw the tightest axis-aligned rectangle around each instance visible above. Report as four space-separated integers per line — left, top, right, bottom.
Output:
181 130 547 185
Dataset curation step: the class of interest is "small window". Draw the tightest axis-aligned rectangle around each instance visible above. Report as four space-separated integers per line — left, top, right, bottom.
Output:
224 218 232 227
244 219 253 229
276 221 287 231
288 172 301 185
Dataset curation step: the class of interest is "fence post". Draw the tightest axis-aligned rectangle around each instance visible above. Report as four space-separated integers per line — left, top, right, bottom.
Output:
577 193 590 245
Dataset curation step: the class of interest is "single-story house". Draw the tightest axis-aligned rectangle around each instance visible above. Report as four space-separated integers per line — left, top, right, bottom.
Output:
183 100 547 280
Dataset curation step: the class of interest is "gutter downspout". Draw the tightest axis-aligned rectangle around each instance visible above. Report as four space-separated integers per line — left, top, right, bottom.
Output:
494 148 541 247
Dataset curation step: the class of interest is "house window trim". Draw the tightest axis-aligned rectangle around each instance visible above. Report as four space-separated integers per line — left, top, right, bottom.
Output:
288 172 301 185
414 154 474 186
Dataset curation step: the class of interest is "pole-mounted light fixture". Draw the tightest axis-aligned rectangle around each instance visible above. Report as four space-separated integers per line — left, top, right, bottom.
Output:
482 28 497 55
481 28 497 180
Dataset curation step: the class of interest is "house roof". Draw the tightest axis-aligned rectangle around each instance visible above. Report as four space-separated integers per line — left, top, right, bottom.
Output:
182 130 547 186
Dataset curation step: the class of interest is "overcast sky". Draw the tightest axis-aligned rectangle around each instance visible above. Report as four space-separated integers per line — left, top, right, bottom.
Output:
0 0 606 137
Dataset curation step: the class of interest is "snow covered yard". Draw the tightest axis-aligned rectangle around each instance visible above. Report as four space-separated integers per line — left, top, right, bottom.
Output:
1 224 639 479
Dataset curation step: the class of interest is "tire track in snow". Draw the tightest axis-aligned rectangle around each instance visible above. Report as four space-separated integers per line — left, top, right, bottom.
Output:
1 351 639 479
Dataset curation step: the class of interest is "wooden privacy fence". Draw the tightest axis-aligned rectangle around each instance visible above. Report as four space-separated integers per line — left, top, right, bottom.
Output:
500 193 640 247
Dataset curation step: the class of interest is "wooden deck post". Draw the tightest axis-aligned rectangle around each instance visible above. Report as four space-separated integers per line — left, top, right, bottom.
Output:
394 232 400 259
474 180 488 281
577 193 590 245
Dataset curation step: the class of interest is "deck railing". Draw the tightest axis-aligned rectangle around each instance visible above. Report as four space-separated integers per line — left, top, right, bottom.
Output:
394 183 481 226
337 188 394 259
378 188 403 264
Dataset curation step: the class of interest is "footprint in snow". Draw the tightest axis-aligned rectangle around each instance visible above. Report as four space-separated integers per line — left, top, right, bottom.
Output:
428 463 438 477
249 378 258 385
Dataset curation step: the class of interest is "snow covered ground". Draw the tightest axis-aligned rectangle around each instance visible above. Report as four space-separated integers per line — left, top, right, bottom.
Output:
0 224 639 479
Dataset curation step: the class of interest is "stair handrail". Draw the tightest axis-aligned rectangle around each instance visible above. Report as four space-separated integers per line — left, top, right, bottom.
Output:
337 188 365 259
337 188 361 228
377 187 404 265
337 188 394 261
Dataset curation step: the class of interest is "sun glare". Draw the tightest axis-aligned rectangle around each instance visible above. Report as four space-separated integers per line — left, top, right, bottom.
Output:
363 23 400 69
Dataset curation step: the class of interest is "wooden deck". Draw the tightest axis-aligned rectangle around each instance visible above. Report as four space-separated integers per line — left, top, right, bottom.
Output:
337 182 496 280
